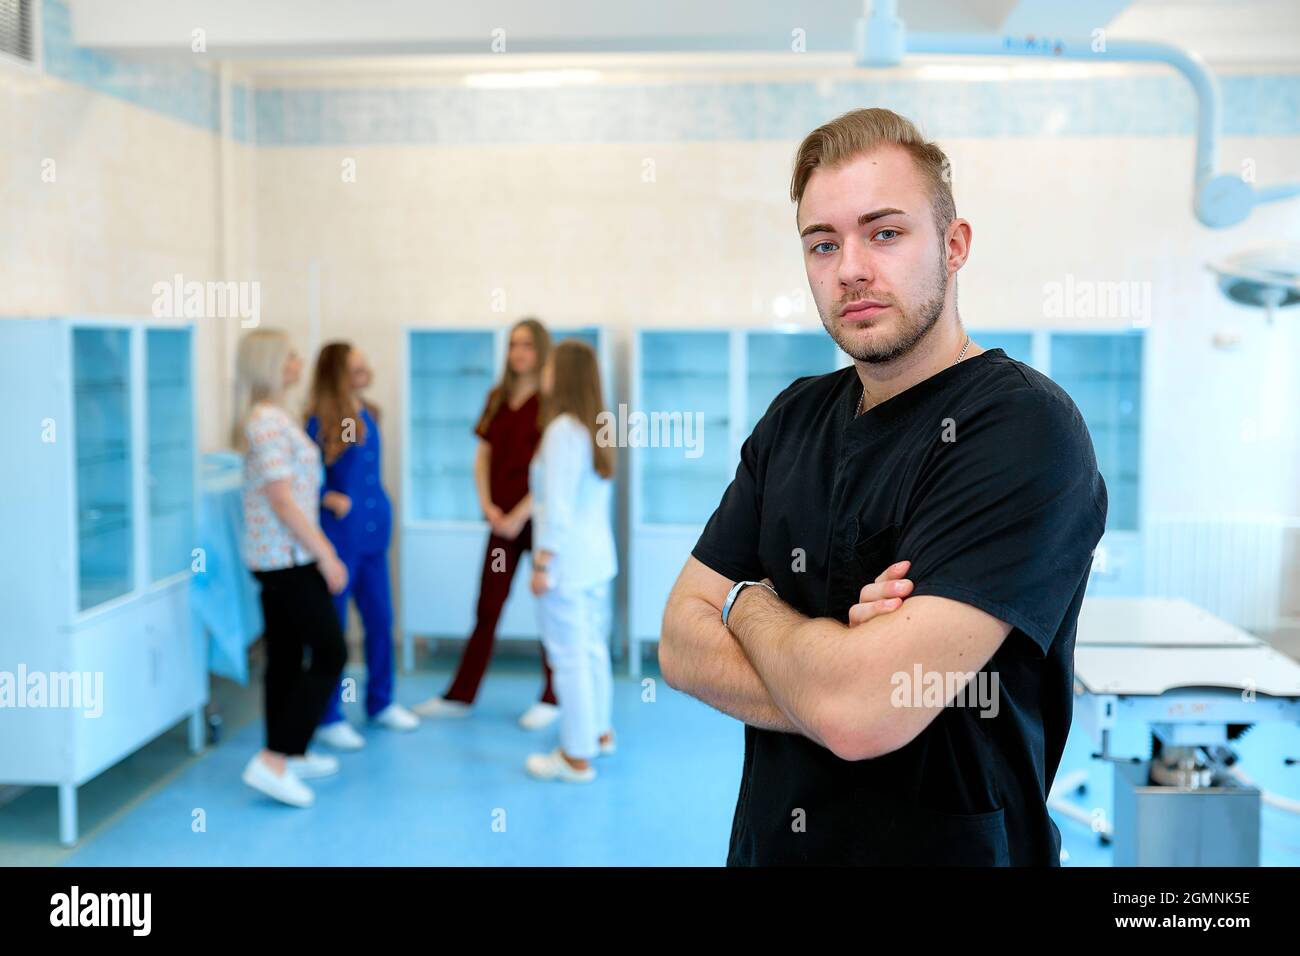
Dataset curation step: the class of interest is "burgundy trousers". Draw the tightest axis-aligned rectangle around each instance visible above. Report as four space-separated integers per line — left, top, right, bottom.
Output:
443 520 558 705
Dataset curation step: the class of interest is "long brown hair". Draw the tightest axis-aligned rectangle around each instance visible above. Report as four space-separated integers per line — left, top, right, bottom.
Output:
474 317 551 434
539 339 615 479
305 341 366 466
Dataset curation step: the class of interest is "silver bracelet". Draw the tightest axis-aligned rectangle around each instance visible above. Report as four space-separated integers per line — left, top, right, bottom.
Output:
721 580 777 628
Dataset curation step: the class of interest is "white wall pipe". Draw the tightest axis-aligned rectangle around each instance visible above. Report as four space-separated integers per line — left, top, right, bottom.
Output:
856 0 1298 229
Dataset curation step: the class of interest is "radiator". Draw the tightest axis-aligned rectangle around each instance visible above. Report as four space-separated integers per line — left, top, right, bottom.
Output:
1143 513 1300 633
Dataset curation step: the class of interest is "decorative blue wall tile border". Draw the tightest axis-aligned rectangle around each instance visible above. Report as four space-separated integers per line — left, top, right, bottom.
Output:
252 73 1300 146
230 82 251 142
40 0 252 142
37 0 1300 147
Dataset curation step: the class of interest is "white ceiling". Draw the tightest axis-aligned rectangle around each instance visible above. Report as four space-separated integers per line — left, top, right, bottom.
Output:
1110 0 1300 65
66 0 1300 68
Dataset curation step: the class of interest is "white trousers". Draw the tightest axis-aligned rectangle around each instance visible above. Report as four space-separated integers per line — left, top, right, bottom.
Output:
537 580 613 760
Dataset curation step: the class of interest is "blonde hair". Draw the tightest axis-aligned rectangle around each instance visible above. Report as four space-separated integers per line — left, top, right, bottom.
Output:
790 108 956 243
231 329 291 451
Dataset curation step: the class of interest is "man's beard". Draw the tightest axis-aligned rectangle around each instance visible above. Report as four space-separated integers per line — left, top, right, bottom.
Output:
821 256 949 365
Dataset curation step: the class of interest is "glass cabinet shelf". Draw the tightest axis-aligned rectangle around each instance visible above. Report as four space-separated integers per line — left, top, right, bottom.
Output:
635 330 846 527
643 370 731 380
73 327 134 610
406 326 608 524
555 327 599 352
76 441 129 465
410 415 491 427
745 331 841 433
411 367 495 378
971 328 1144 534
1050 332 1143 532
146 328 195 583
407 330 502 522
970 331 1034 367
638 331 731 526
409 465 477 478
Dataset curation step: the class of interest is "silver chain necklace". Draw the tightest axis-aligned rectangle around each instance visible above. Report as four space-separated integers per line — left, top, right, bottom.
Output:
856 335 971 417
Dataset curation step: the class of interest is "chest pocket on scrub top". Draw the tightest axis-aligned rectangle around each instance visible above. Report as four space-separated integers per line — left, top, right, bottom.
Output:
826 519 899 624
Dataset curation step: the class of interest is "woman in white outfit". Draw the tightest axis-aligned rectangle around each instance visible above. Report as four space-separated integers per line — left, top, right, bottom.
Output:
525 339 618 783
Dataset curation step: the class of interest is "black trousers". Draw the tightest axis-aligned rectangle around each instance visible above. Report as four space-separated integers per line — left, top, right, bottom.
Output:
252 562 347 756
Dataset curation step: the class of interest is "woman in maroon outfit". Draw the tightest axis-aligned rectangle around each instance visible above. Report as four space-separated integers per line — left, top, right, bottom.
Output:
414 318 561 730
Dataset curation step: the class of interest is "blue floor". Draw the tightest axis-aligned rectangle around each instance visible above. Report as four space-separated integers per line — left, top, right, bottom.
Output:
57 667 1300 866
64 668 741 866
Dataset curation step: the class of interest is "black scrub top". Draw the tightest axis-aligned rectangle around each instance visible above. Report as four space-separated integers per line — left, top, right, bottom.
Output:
691 347 1107 866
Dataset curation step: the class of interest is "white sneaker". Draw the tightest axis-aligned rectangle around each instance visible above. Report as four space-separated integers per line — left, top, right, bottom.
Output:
286 751 339 779
242 755 315 807
411 696 472 719
316 720 366 750
525 748 596 784
598 729 617 756
371 703 419 732
518 701 560 731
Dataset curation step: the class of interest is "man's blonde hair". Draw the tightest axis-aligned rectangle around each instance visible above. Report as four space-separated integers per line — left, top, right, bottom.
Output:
790 108 956 243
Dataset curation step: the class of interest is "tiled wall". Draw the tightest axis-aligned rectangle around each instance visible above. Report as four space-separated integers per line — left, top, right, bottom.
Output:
251 72 1300 146
0 0 255 451
6 0 1300 523
248 133 1300 521
41 0 251 142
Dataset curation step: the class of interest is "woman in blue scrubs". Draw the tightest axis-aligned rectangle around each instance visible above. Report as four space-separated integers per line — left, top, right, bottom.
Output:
306 342 419 750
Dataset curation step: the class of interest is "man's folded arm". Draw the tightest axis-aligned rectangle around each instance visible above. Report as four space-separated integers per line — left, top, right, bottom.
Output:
728 389 1099 760
659 555 801 734
725 585 1011 761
